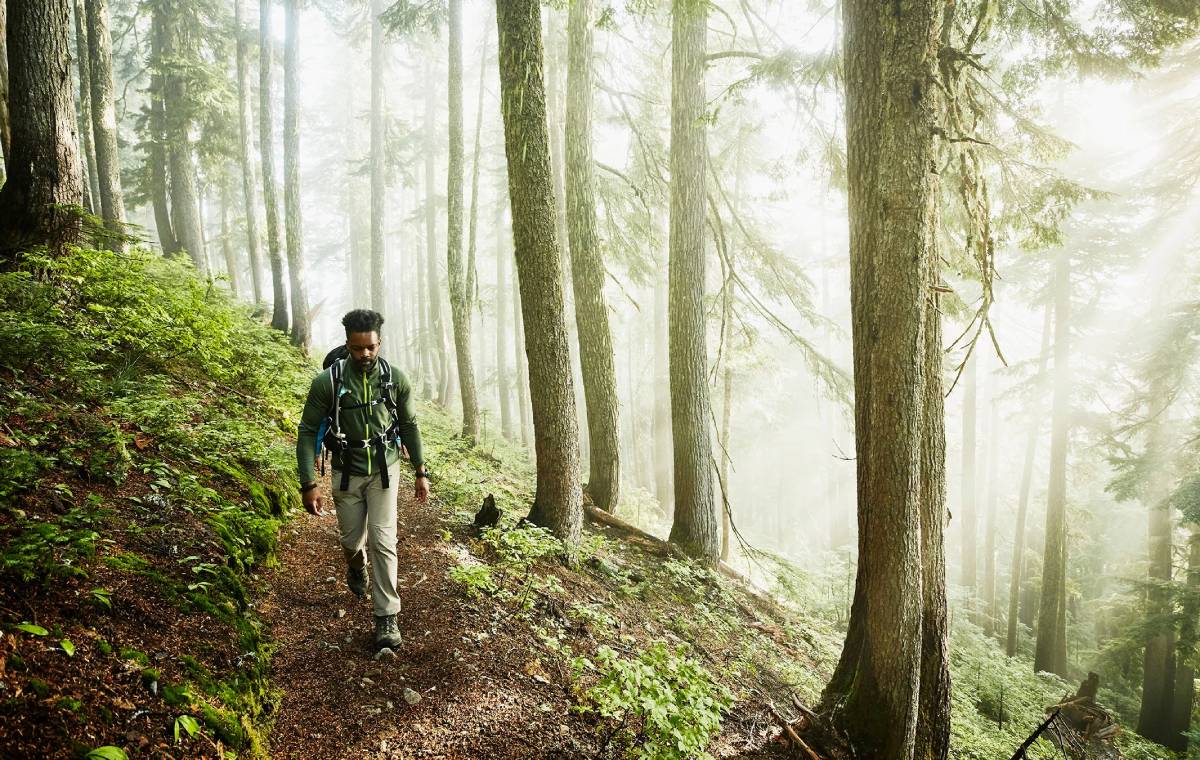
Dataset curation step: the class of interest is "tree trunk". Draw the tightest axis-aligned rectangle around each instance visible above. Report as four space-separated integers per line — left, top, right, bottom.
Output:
1007 300 1052 656
162 2 206 274
1137 378 1176 743
466 17 489 317
235 0 264 304
83 0 125 235
961 352 978 603
220 180 240 297
147 4 177 255
566 0 620 513
423 57 449 403
370 0 385 314
819 0 942 756
447 0 479 442
282 0 309 350
720 366 733 562
418 163 432 399
916 250 950 760
654 263 673 517
666 0 717 563
513 249 531 448
0 1 10 175
1035 247 1071 678
495 0 583 548
0 0 83 254
259 0 287 330
496 174 515 440
1169 529 1200 752
71 0 102 216
983 394 999 637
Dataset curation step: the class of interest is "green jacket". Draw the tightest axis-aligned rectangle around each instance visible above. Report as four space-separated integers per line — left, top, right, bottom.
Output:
296 359 424 484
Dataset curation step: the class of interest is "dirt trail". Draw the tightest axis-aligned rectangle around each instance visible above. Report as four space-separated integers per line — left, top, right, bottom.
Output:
257 480 596 759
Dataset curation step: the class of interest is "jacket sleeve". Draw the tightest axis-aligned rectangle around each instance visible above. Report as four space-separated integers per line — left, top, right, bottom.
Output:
394 372 424 469
296 370 333 484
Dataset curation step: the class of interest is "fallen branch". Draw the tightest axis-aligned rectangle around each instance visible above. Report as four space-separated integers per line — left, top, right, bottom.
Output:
1011 708 1060 760
766 701 821 760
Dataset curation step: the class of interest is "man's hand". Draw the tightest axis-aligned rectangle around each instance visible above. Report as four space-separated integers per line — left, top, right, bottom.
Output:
302 486 325 516
414 474 430 504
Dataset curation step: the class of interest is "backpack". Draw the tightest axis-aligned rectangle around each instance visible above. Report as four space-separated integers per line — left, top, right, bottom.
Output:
315 346 404 491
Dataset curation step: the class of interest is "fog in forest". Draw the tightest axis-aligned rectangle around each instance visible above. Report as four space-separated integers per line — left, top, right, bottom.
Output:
7 0 1200 753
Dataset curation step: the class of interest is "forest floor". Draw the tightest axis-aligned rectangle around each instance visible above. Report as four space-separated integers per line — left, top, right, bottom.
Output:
258 467 823 760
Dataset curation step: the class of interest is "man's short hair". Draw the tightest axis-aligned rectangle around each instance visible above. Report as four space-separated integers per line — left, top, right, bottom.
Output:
342 309 385 336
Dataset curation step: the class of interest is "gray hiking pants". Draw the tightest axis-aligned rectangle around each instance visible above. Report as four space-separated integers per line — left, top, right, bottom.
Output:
331 462 402 617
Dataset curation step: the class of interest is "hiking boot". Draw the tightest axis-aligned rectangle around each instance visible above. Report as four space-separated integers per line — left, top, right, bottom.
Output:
347 566 368 598
374 614 403 649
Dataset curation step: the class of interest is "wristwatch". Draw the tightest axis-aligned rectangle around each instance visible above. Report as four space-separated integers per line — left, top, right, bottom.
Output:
415 469 431 480
300 481 319 494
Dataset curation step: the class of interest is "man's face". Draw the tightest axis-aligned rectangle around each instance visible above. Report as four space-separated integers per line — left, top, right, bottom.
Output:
346 331 381 373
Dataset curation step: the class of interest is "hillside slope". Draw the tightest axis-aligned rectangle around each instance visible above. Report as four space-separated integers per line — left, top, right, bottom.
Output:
0 247 1176 760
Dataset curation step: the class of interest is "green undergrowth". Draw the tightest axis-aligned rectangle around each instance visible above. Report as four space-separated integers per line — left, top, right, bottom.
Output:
421 401 1180 759
0 246 308 757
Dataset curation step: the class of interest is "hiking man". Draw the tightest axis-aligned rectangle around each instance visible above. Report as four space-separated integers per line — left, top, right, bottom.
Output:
296 309 430 649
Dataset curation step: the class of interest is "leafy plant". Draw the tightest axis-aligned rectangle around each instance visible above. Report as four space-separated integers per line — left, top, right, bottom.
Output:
571 642 734 760
449 562 498 597
174 714 201 743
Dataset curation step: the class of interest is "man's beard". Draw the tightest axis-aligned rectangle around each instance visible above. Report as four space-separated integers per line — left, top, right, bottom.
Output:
356 358 377 373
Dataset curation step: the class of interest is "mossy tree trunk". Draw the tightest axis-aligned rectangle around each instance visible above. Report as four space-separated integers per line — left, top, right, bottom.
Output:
259 0 288 331
0 0 83 254
566 0 620 512
819 0 944 756
447 0 479 442
495 0 582 548
666 0 717 562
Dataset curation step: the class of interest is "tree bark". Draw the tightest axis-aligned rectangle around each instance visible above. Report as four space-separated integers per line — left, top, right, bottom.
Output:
720 367 733 562
916 253 950 760
0 2 10 174
496 0 583 548
1007 301 1052 656
147 4 177 255
566 0 620 513
0 0 83 254
84 0 126 235
447 0 480 441
71 0 102 216
819 0 942 756
235 0 264 304
666 0 717 562
259 0 288 330
1034 247 1071 678
283 0 309 350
